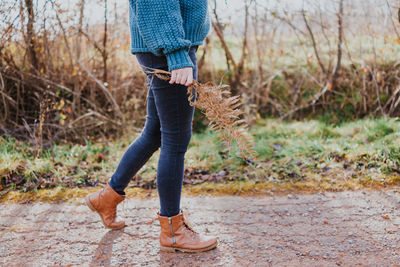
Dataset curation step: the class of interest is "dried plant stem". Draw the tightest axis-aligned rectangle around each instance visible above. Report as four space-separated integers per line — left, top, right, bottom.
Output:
146 67 257 161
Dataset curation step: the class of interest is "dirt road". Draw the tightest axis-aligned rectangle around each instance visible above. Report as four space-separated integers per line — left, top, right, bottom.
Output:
1 190 400 266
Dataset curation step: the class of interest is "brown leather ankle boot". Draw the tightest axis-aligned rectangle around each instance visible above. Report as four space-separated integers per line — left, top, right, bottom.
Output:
158 211 218 253
85 183 125 229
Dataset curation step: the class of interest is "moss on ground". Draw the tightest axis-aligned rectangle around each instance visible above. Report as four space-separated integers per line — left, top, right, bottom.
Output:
2 179 400 203
1 118 400 201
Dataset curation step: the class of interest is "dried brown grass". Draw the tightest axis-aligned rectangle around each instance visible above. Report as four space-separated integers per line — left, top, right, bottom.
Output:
148 68 257 161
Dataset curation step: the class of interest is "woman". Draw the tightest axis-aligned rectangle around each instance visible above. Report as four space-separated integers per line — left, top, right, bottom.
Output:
85 0 218 253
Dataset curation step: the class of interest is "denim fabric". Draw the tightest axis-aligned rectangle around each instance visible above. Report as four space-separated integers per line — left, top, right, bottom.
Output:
109 46 198 217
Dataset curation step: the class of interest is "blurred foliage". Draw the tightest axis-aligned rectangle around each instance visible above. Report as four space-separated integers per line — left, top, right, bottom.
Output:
1 118 399 193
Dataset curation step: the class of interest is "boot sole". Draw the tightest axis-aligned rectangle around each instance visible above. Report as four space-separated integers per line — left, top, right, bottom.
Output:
160 241 218 253
85 195 125 230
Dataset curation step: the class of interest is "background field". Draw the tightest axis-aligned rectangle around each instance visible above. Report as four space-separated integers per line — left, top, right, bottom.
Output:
1 0 400 195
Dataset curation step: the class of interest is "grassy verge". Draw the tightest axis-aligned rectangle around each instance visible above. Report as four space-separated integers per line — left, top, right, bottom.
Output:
1 118 400 202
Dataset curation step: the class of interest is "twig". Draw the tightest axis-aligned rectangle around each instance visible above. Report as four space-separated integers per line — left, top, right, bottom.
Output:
302 8 326 74
332 0 344 87
370 68 385 116
281 82 330 120
74 58 123 118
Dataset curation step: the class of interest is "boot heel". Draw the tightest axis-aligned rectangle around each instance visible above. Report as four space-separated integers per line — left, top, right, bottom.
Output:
160 246 176 253
85 195 96 212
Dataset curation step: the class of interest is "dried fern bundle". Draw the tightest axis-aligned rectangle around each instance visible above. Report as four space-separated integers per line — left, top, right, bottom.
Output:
146 68 257 161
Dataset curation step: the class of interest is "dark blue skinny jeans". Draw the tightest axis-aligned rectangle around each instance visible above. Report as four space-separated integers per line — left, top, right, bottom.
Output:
109 46 198 217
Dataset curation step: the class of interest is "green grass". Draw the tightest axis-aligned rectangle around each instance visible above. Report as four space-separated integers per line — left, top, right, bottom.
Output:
205 34 400 73
1 118 400 192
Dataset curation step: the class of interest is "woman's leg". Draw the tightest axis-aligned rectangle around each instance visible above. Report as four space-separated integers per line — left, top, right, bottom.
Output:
137 47 217 252
110 47 197 214
153 81 195 217
109 55 162 195
140 47 198 217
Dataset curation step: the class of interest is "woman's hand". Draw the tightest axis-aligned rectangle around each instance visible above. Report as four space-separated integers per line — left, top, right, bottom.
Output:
169 67 193 86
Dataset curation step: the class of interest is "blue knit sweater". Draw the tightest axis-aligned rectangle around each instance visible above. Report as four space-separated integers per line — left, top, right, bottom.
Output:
128 0 210 71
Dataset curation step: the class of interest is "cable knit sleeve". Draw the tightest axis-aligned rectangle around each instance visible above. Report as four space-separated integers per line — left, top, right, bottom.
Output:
135 0 194 71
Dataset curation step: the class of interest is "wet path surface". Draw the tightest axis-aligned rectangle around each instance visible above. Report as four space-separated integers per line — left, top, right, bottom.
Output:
1 190 400 266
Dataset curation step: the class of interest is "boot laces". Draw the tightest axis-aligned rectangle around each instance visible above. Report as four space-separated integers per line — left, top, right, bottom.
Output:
182 215 199 240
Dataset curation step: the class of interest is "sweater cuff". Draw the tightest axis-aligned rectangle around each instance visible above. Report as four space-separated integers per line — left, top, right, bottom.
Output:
165 49 194 71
